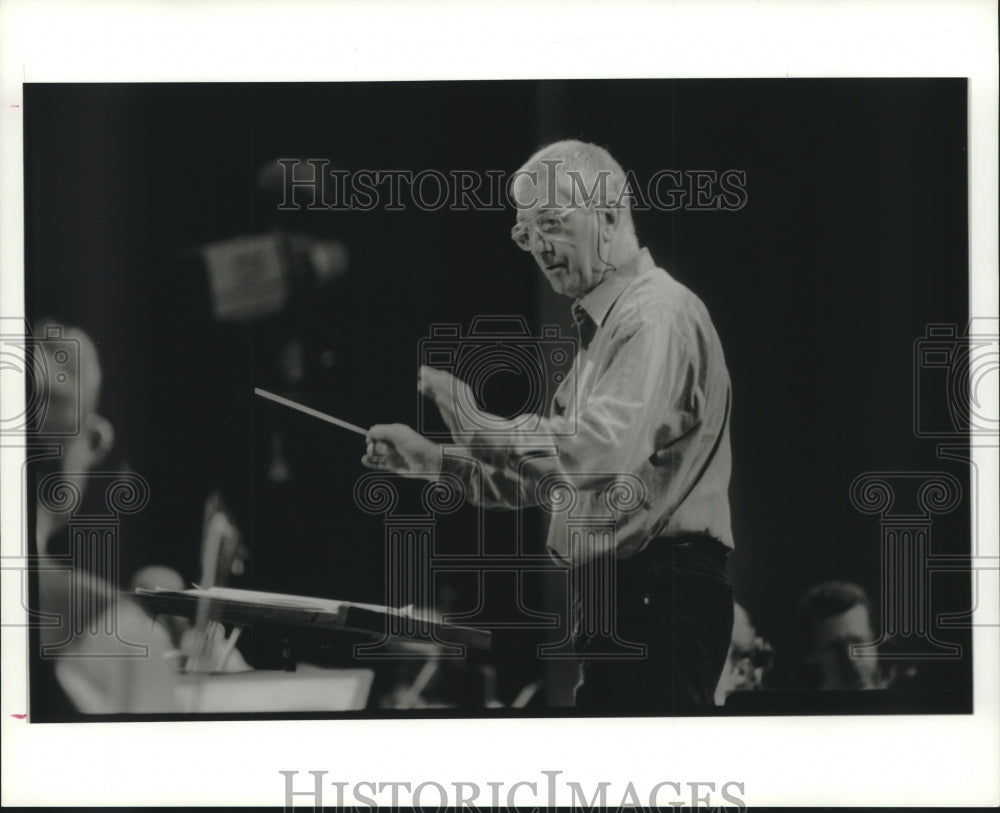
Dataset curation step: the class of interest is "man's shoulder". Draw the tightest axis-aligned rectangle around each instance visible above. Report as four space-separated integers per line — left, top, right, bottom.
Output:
615 264 708 328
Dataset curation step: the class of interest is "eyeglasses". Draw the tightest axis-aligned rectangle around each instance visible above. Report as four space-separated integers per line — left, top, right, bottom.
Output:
510 207 582 252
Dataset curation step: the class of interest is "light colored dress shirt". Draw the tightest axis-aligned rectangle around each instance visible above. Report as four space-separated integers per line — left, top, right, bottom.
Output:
442 247 733 565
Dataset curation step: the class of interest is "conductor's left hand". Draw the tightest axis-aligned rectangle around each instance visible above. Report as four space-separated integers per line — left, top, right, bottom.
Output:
363 424 442 479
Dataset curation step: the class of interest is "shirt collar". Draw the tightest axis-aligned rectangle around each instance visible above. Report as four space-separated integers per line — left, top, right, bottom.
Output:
574 247 655 326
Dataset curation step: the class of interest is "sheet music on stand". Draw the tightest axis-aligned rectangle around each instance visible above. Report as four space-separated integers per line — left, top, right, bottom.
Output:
134 585 492 650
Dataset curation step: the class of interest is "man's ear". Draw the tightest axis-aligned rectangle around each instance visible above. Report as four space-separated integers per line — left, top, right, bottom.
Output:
598 207 619 240
85 415 115 468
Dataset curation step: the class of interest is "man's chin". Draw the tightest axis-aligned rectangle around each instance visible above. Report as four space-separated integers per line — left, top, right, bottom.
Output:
546 273 577 298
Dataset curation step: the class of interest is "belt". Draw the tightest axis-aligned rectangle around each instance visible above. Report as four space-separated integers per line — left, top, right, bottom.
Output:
635 532 729 565
614 532 731 587
572 532 730 579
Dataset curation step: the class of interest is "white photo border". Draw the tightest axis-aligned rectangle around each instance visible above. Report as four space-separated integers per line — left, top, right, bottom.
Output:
1 0 997 807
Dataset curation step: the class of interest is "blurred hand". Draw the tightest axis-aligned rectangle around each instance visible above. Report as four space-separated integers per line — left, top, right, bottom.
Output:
418 365 480 443
363 423 442 478
181 621 251 674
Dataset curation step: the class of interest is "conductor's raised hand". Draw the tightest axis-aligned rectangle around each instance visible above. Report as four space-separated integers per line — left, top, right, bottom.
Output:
418 365 479 443
363 424 442 479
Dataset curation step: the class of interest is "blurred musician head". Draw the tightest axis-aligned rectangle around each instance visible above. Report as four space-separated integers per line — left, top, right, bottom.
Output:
797 580 881 691
32 318 115 552
29 318 185 715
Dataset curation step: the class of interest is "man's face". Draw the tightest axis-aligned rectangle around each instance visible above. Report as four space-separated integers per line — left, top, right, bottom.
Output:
813 603 880 690
512 175 607 300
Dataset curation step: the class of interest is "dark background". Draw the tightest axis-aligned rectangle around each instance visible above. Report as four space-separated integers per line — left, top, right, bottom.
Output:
24 80 972 709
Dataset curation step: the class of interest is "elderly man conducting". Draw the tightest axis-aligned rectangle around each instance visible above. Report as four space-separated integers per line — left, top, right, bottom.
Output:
364 140 735 712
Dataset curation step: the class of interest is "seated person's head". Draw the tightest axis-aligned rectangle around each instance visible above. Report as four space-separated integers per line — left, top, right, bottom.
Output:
32 319 114 548
796 580 880 690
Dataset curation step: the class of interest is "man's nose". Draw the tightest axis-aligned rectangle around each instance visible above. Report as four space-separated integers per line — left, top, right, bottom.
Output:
531 232 554 259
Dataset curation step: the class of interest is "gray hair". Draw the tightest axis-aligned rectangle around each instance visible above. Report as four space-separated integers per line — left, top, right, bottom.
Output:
796 580 874 653
513 139 632 214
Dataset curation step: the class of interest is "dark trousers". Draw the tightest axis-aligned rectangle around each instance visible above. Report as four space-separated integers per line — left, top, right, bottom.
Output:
572 534 734 712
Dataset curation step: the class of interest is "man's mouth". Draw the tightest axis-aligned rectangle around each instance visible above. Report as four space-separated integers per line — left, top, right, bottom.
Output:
544 262 567 274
